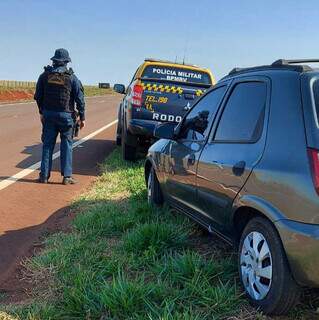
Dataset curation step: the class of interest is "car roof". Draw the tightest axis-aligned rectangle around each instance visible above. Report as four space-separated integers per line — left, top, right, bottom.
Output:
220 59 319 81
136 59 216 85
144 58 200 68
141 59 212 74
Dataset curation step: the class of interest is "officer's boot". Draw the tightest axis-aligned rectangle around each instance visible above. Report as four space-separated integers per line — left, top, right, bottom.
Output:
62 176 77 185
38 173 48 184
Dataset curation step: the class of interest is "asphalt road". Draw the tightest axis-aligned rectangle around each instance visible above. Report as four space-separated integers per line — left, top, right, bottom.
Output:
0 95 121 291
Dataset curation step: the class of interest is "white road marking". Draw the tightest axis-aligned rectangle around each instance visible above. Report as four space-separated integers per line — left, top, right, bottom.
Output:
0 119 118 191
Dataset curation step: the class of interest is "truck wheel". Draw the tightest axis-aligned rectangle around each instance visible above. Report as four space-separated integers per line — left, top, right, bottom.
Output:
238 217 300 315
147 167 163 206
116 123 122 146
116 135 122 146
116 106 122 146
122 127 136 161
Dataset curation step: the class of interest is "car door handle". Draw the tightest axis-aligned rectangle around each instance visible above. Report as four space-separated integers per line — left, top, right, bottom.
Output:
232 161 246 176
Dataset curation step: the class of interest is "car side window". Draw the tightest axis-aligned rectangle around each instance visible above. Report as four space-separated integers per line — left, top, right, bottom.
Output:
214 81 267 142
182 86 227 141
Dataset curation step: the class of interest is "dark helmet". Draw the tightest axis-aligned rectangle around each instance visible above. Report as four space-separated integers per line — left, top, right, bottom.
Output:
50 48 71 63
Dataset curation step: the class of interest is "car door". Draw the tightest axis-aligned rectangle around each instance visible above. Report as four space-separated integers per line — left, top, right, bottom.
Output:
196 77 270 232
164 85 228 212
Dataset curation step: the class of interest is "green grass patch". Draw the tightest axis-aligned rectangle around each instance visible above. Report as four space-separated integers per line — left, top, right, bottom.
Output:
121 222 190 256
1 149 317 320
83 86 114 97
0 85 114 98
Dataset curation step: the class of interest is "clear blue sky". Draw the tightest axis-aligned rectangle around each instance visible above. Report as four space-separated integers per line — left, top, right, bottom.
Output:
0 0 318 85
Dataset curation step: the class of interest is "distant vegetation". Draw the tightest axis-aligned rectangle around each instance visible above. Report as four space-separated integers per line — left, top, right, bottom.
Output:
83 85 114 96
0 81 114 103
0 80 35 89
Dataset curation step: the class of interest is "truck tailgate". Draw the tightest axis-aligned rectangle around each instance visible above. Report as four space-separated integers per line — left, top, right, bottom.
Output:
139 80 209 123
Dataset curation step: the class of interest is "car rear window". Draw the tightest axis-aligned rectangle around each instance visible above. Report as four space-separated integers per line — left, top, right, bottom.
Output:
141 65 212 85
312 79 319 123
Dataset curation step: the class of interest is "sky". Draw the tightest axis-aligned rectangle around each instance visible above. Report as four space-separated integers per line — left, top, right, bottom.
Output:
0 0 319 85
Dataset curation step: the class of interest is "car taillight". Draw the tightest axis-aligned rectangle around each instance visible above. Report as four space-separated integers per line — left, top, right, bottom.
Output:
308 148 319 195
131 84 143 107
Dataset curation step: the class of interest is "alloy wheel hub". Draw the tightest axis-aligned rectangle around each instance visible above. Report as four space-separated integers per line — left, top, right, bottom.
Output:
147 173 152 203
240 231 273 300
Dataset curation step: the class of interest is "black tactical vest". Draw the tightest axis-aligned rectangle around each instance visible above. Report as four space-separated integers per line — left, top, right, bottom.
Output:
43 69 73 112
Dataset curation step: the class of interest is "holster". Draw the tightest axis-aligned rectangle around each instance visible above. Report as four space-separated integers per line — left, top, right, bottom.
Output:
72 111 80 138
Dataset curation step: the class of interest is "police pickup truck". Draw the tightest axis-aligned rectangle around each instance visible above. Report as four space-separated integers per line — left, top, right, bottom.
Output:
114 58 215 160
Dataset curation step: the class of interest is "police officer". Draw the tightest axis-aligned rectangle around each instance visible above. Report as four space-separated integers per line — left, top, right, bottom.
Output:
34 48 85 185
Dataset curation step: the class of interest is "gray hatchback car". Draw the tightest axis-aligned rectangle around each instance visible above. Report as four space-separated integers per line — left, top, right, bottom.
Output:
144 59 319 315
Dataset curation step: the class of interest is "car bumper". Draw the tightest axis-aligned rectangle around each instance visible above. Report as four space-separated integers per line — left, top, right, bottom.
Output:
128 119 161 137
275 219 319 287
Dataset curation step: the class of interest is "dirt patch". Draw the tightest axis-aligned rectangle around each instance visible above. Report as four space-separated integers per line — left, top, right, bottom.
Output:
0 109 118 308
0 89 34 104
0 206 75 305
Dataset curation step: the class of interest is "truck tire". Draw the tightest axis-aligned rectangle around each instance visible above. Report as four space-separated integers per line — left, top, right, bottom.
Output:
122 127 137 161
116 135 122 146
116 104 122 146
116 122 122 146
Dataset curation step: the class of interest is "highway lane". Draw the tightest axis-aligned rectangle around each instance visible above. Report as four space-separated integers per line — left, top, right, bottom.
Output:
0 95 119 180
0 95 121 290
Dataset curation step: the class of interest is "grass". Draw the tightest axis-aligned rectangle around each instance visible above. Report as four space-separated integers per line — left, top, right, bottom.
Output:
0 87 34 92
0 149 318 319
0 85 114 100
83 86 114 97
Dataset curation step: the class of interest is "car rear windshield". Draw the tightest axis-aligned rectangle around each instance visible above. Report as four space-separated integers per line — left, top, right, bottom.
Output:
141 65 212 85
312 79 319 123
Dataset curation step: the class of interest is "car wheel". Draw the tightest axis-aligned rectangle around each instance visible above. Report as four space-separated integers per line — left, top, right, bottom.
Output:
239 217 300 315
122 127 136 161
147 167 163 206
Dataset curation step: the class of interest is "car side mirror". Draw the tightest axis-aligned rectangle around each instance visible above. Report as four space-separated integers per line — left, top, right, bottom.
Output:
154 122 177 140
190 111 209 134
113 84 126 94
175 110 209 138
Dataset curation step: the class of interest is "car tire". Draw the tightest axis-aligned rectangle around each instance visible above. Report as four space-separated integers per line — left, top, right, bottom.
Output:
122 127 136 161
147 167 163 206
238 216 300 315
